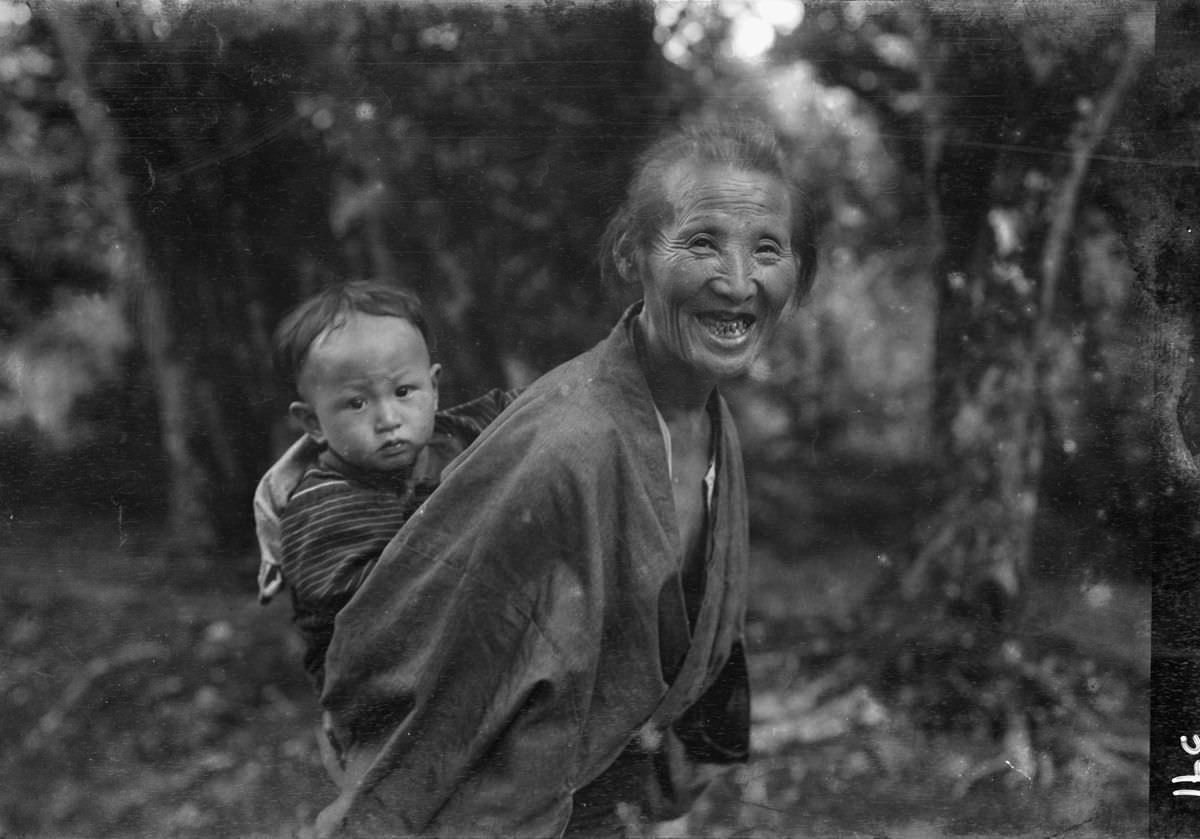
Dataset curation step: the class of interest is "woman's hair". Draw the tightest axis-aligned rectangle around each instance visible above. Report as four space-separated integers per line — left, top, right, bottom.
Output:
272 280 432 397
599 118 818 301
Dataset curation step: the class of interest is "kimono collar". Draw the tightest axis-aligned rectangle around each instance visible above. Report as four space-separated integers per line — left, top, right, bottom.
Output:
315 444 440 492
651 405 718 509
619 301 719 508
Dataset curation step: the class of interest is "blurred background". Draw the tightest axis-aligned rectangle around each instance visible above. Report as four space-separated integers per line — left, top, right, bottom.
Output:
1 0 1192 836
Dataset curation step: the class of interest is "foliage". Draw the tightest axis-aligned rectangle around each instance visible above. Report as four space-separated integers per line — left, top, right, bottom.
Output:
0 0 1158 563
0 1 1164 832
0 518 1147 838
650 0 1157 801
1 0 667 538
0 291 131 446
1097 3 1200 827
1 522 328 838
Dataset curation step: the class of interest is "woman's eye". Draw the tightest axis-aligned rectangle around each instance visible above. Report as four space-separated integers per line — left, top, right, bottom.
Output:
757 240 782 257
689 235 717 251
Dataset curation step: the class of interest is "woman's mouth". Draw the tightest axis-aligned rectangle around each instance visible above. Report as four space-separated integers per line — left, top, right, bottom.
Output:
697 312 755 340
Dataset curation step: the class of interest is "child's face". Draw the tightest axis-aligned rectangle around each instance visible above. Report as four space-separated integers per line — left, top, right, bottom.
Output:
291 313 440 473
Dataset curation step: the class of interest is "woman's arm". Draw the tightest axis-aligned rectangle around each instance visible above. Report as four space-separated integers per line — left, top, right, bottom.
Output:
641 640 750 821
317 436 597 838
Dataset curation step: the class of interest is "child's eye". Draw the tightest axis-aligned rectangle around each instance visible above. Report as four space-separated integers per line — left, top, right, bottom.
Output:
347 397 366 410
395 386 412 398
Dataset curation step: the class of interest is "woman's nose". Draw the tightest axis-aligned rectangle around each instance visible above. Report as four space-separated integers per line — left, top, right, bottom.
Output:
713 251 756 302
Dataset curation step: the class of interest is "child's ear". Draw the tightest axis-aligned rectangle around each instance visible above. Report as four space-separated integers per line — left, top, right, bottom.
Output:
429 363 442 408
289 401 326 445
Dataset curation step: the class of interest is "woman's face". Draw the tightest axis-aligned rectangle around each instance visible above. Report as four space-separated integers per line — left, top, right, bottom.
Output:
635 162 798 386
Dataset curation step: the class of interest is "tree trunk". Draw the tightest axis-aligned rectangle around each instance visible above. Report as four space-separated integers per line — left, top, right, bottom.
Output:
1144 250 1200 835
46 8 213 548
902 19 1145 619
902 162 1044 615
1139 176 1200 838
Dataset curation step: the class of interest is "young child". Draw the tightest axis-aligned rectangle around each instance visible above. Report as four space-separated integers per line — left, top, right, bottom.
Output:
254 281 515 698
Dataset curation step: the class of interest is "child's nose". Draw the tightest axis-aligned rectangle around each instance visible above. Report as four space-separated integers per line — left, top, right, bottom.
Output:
376 399 404 429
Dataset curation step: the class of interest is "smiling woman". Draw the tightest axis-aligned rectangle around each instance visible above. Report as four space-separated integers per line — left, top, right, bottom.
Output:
628 165 798 385
313 120 819 838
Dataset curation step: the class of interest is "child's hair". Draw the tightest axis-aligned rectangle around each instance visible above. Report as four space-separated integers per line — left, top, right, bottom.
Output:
273 280 433 397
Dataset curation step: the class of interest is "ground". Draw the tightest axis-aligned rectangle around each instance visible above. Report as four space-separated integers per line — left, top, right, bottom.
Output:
0 507 1147 839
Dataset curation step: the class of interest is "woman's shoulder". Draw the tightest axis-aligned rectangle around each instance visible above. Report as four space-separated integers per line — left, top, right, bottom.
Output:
451 352 646 478
512 348 650 440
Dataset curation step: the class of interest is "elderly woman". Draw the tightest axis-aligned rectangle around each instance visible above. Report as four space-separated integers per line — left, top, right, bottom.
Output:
315 120 818 838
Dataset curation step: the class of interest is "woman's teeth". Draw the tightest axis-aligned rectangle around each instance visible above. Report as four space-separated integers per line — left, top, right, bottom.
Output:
699 314 752 338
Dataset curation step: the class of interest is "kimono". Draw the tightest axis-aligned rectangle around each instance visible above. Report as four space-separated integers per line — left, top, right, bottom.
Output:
318 304 750 838
282 448 433 692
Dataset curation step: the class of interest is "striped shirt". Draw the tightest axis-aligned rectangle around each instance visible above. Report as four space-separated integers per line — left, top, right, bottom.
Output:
280 389 517 691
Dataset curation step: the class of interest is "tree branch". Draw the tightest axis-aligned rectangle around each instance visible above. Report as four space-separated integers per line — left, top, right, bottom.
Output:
1147 289 1200 496
1037 8 1151 331
45 5 213 546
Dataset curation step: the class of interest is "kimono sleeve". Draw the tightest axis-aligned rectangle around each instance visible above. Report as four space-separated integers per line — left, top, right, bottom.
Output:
317 439 601 839
281 479 416 689
437 387 522 435
253 434 321 603
641 640 750 821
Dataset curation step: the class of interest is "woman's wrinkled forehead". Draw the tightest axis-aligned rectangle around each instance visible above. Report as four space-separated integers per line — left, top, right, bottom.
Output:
656 160 792 226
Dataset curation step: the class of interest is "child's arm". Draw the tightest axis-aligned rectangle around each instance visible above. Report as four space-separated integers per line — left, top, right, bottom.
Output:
253 434 322 603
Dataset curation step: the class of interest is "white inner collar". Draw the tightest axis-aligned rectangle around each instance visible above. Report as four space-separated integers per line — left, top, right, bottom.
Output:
652 403 717 509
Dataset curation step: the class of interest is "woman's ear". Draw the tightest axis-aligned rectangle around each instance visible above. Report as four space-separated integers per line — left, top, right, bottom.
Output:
783 289 804 317
289 401 326 445
614 232 638 284
793 238 819 305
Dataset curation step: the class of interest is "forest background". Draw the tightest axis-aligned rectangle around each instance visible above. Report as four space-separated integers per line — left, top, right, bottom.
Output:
0 0 1193 837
